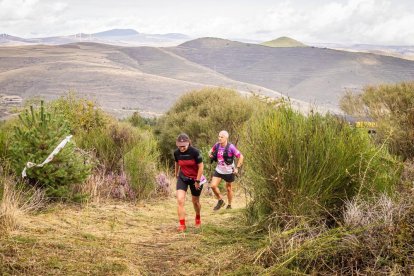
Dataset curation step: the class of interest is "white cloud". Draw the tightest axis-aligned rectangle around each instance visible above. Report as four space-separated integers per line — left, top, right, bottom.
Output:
243 0 414 44
0 0 39 20
0 0 413 45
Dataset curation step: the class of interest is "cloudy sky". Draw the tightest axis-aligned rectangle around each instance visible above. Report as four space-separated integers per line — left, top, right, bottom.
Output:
1 0 413 45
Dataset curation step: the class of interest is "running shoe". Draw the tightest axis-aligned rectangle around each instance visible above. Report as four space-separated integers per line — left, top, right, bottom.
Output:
213 199 225 211
178 224 187 232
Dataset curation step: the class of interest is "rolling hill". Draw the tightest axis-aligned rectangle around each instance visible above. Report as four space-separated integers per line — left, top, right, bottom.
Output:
0 42 291 118
1 38 413 119
170 38 414 110
261 37 307 48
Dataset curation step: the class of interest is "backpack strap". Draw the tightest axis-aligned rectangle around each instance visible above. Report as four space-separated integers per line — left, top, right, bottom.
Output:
215 143 220 152
225 143 231 152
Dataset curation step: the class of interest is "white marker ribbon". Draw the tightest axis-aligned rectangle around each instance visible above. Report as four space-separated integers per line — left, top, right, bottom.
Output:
22 135 73 178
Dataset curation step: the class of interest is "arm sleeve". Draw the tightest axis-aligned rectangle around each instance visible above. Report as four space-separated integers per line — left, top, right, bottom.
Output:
195 150 203 164
173 150 178 162
230 144 241 158
210 144 217 154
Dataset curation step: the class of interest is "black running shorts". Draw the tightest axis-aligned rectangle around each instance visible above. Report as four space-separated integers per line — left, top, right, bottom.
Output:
213 171 235 183
176 176 203 197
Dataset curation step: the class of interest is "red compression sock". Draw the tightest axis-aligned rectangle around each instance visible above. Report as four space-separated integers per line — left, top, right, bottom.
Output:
195 215 201 227
178 219 186 231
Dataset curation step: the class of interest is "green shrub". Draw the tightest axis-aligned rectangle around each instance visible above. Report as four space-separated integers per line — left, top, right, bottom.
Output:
0 119 16 167
340 82 414 159
155 87 255 162
242 105 401 227
126 112 157 129
9 101 91 199
75 122 139 173
124 130 160 199
47 91 110 134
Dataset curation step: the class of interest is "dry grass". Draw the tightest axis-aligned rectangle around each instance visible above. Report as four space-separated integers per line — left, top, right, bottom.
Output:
252 191 414 275
75 169 122 203
343 194 400 228
0 175 45 235
0 184 259 275
75 169 175 203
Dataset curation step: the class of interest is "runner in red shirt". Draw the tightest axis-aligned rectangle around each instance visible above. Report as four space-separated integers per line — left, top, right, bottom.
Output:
174 133 205 232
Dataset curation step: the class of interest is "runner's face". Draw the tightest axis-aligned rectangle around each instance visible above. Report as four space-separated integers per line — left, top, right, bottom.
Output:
218 134 227 144
178 145 188 152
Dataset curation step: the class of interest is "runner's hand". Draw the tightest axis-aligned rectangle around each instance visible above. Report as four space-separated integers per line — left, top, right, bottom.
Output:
195 183 201 190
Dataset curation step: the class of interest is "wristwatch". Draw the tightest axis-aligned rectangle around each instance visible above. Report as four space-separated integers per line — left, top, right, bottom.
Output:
195 179 200 183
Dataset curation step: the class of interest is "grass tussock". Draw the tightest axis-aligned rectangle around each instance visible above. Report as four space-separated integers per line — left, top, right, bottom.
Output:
124 130 160 199
242 105 401 227
0 173 45 235
254 192 414 274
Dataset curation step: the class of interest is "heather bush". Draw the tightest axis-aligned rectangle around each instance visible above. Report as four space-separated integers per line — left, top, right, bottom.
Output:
340 81 414 159
155 172 171 197
155 87 255 162
242 105 401 227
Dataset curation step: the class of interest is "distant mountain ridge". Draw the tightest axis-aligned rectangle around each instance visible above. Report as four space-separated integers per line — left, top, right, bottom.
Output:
2 30 413 60
0 29 191 47
93 29 140 37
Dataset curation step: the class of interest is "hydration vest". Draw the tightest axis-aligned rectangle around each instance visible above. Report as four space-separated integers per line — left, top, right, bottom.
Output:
210 143 234 165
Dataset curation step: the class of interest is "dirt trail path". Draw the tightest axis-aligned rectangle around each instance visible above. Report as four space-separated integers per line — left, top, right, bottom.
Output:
0 190 249 275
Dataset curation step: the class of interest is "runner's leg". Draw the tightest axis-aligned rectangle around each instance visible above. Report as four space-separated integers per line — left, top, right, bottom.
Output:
192 196 201 216
226 182 233 206
210 176 223 200
177 189 186 220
